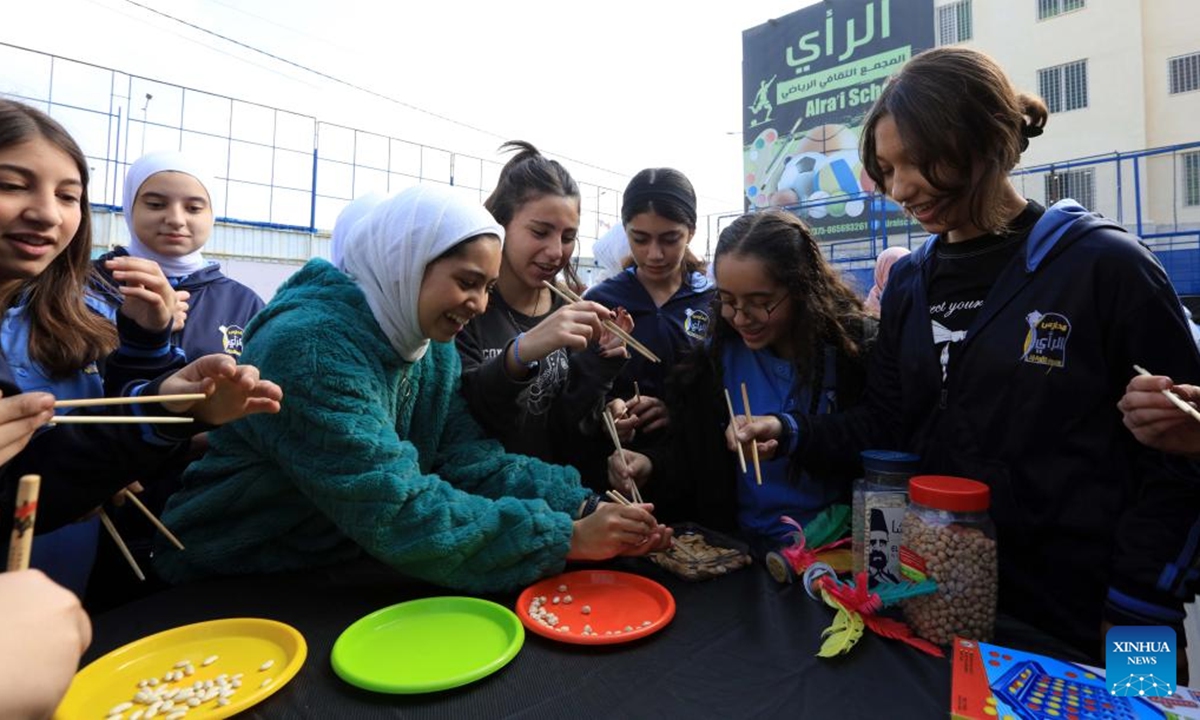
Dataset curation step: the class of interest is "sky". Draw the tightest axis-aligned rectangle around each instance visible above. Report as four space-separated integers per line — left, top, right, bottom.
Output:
2 0 821 252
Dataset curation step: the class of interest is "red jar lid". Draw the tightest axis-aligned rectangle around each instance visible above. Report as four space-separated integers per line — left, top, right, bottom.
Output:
908 475 990 512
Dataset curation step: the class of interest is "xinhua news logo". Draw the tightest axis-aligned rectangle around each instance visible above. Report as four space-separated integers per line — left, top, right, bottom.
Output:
1105 626 1176 697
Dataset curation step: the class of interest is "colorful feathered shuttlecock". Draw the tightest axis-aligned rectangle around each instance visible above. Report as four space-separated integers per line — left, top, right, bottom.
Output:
774 512 944 659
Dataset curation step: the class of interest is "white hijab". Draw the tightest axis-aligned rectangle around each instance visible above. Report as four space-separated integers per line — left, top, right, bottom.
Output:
592 223 629 283
331 192 387 272
122 150 213 277
342 184 503 363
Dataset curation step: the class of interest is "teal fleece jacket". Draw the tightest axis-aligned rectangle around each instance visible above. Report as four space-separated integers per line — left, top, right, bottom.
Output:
155 260 588 592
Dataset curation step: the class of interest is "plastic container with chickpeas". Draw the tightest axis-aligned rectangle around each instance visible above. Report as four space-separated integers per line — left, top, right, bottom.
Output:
901 475 997 646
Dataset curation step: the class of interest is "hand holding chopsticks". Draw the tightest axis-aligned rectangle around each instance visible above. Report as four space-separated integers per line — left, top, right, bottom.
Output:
542 281 662 363
605 490 700 562
1132 365 1200 424
1120 366 1200 457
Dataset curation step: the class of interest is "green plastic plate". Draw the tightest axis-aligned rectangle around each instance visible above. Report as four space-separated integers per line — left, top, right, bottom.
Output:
331 597 524 694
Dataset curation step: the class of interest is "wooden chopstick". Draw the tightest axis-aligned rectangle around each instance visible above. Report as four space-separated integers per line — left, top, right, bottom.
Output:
723 388 748 474
601 409 631 474
53 393 207 409
740 382 763 486
6 475 40 572
602 409 644 502
99 510 145 581
1133 365 1200 424
542 281 662 363
122 490 185 550
633 381 642 403
47 416 193 425
605 489 632 506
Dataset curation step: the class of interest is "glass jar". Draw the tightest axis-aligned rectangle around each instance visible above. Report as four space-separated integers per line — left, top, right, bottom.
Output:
851 450 920 587
902 475 997 646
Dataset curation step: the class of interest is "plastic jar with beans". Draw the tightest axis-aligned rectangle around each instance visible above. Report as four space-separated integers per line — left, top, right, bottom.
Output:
902 475 997 646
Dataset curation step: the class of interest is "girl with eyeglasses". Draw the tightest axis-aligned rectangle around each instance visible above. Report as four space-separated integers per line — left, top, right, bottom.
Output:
609 208 872 549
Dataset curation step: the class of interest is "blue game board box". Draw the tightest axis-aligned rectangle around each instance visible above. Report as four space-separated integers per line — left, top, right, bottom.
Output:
951 637 1200 719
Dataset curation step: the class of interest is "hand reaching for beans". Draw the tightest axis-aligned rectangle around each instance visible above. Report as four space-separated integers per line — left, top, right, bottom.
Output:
567 501 669 560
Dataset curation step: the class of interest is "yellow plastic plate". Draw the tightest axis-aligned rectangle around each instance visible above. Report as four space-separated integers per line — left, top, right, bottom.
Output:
54 617 306 719
331 597 524 694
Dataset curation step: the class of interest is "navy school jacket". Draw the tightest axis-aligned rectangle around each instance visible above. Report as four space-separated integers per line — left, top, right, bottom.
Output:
94 247 265 360
584 268 715 402
790 200 1200 658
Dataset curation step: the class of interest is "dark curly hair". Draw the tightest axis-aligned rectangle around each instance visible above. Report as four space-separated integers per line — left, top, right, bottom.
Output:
710 209 866 380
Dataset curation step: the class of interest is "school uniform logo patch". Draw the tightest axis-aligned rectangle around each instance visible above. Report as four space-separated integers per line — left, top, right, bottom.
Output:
684 308 710 340
1020 311 1071 369
219 325 245 356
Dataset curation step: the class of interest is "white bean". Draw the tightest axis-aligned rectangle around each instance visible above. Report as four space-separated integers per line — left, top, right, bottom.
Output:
201 655 218 667
258 659 274 672
581 605 591 615
557 584 568 592
261 677 274 689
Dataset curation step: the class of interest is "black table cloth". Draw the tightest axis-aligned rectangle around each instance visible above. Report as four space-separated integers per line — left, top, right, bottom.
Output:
84 558 1083 718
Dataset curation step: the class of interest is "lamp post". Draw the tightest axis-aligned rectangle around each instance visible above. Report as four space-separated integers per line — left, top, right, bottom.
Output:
139 93 153 155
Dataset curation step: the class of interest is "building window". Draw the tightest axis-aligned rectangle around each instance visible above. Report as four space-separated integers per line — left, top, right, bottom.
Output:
1185 152 1200 207
1169 52 1200 95
1045 168 1095 208
1038 60 1088 113
937 1 972 45
1037 0 1085 20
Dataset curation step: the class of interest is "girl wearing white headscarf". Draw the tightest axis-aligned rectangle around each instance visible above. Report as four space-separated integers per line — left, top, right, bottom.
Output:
88 151 267 609
156 184 671 592
94 150 264 361
330 192 387 272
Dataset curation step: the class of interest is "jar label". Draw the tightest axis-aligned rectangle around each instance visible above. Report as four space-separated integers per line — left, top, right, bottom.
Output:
864 495 905 587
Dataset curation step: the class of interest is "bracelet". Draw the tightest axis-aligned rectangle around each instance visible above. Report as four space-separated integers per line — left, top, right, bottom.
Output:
513 332 537 370
579 493 603 519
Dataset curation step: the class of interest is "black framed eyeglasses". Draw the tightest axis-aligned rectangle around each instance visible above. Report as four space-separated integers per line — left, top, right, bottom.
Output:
718 292 790 322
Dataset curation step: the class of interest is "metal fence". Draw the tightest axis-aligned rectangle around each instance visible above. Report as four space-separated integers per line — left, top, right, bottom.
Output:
723 140 1200 294
0 42 624 245
6 41 1198 294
